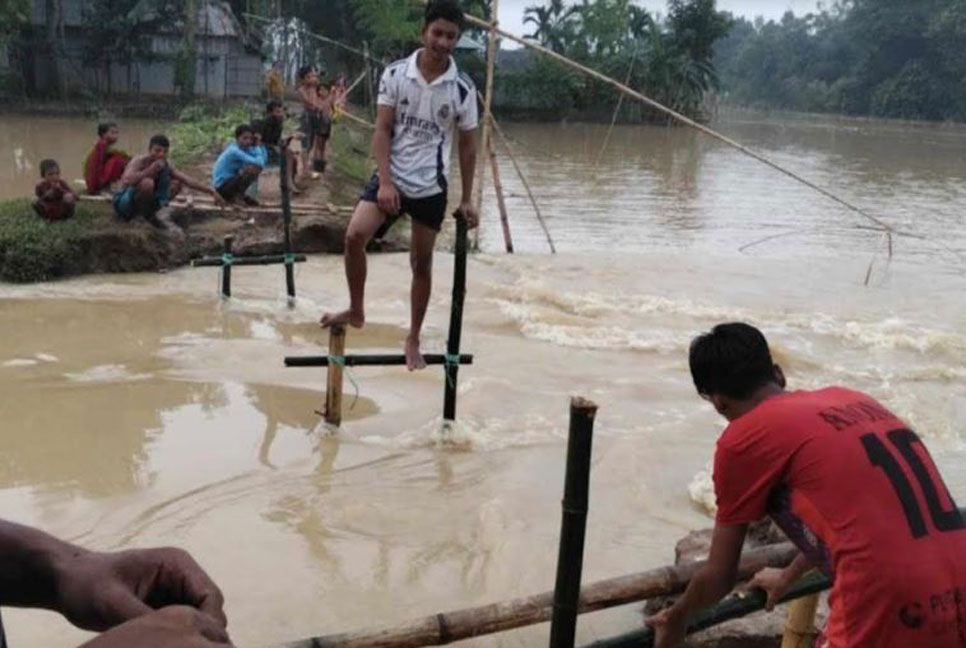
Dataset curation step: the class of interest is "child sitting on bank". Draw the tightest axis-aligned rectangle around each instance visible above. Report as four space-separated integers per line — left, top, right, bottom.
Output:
34 159 77 222
83 122 130 195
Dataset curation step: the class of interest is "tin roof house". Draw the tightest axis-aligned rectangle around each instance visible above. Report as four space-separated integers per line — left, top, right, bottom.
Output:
30 0 264 98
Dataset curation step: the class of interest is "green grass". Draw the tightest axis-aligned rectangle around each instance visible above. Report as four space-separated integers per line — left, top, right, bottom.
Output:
168 103 254 167
0 199 113 282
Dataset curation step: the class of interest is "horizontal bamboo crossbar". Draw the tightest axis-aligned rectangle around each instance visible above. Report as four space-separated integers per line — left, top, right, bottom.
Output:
279 542 797 647
192 254 307 268
284 354 474 368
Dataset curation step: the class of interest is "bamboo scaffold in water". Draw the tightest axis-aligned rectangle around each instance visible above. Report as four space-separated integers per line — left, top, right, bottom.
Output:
278 542 799 647
459 12 899 249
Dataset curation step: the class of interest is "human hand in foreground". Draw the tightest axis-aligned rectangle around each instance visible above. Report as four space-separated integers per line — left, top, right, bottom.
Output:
56 547 227 632
78 606 232 648
746 566 793 611
456 202 478 229
646 606 687 648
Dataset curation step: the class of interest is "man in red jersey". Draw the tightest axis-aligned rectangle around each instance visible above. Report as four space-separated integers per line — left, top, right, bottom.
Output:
648 322 966 648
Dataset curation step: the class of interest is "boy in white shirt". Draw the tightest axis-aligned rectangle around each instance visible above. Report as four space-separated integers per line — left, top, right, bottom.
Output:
320 0 479 371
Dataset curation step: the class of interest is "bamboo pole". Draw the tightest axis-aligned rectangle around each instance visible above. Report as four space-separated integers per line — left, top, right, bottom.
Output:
594 51 637 168
221 236 233 298
474 0 498 217
279 542 799 648
325 325 346 426
461 13 896 243
443 215 469 421
549 397 598 648
489 117 557 254
285 354 473 368
363 41 375 120
486 131 513 253
781 594 820 648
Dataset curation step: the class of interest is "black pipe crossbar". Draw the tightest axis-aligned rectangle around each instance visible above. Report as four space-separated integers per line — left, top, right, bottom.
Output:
285 354 474 368
192 254 307 268
581 570 831 648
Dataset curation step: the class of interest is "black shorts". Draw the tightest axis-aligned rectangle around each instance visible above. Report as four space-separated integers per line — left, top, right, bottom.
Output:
360 173 447 233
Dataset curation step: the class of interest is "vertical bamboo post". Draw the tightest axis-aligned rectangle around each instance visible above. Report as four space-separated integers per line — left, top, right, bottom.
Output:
549 397 598 648
443 216 468 421
474 0 498 217
781 594 820 648
486 134 513 253
221 235 233 298
280 140 296 303
325 324 346 426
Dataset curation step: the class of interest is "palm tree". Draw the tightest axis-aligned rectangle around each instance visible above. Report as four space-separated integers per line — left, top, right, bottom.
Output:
523 0 578 50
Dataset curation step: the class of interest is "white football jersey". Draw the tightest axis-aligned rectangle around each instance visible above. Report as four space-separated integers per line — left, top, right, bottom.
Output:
377 49 479 199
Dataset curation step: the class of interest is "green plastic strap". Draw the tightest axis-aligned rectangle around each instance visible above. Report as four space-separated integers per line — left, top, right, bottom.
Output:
284 253 296 265
328 355 360 411
444 353 461 390
221 253 234 267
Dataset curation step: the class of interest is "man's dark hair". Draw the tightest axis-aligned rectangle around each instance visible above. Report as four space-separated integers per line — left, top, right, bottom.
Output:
424 0 465 31
149 134 170 149
266 99 283 113
235 124 254 138
97 122 117 137
689 323 776 400
250 119 265 136
39 159 59 177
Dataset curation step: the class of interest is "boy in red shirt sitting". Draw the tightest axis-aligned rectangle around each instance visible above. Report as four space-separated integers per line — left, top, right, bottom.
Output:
649 322 966 648
83 122 130 195
33 159 77 221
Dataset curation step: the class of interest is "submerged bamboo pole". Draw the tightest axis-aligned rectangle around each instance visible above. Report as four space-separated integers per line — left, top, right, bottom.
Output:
486 132 513 253
489 117 557 254
549 397 598 648
461 13 896 243
221 236 233 298
280 542 798 647
325 325 346 426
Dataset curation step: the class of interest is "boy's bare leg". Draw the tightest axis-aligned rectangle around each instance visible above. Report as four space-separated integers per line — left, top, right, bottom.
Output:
404 221 437 371
319 201 386 329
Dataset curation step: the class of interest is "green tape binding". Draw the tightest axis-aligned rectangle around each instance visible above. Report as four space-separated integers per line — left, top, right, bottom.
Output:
284 253 296 265
328 355 360 411
221 253 234 267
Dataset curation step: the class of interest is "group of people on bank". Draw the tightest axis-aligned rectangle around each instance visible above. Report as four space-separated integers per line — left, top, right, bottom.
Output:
32 65 346 227
10 2 966 647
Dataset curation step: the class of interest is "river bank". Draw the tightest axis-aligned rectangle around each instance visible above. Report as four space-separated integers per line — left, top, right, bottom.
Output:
0 103 378 282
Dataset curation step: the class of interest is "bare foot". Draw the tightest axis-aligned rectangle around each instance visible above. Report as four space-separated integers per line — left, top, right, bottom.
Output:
404 337 426 371
319 308 364 329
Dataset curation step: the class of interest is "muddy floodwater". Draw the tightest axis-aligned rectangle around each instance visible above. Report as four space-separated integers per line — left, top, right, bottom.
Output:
1 110 965 646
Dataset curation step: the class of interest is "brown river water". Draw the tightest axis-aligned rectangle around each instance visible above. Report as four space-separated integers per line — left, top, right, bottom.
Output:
1 110 965 646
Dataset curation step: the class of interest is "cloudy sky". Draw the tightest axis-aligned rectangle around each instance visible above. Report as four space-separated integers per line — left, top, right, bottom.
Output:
498 0 822 42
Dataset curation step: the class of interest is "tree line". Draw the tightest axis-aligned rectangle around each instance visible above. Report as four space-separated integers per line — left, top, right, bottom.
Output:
713 0 966 122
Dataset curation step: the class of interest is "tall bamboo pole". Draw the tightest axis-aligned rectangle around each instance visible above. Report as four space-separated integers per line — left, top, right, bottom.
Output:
221 236 233 298
280 139 296 302
486 132 513 253
473 0 499 218
325 325 346 426
280 542 799 648
443 215 468 421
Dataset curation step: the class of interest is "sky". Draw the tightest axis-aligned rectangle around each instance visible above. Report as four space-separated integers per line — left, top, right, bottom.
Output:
497 0 823 43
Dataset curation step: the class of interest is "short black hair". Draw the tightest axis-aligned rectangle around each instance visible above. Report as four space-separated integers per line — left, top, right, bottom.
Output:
297 65 316 81
425 0 465 31
266 99 283 113
149 134 170 149
689 323 777 400
39 159 59 177
250 119 265 136
97 122 117 137
235 124 254 138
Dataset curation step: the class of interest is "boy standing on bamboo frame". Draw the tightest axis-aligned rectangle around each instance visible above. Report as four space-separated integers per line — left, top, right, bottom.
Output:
649 322 966 648
320 0 479 371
